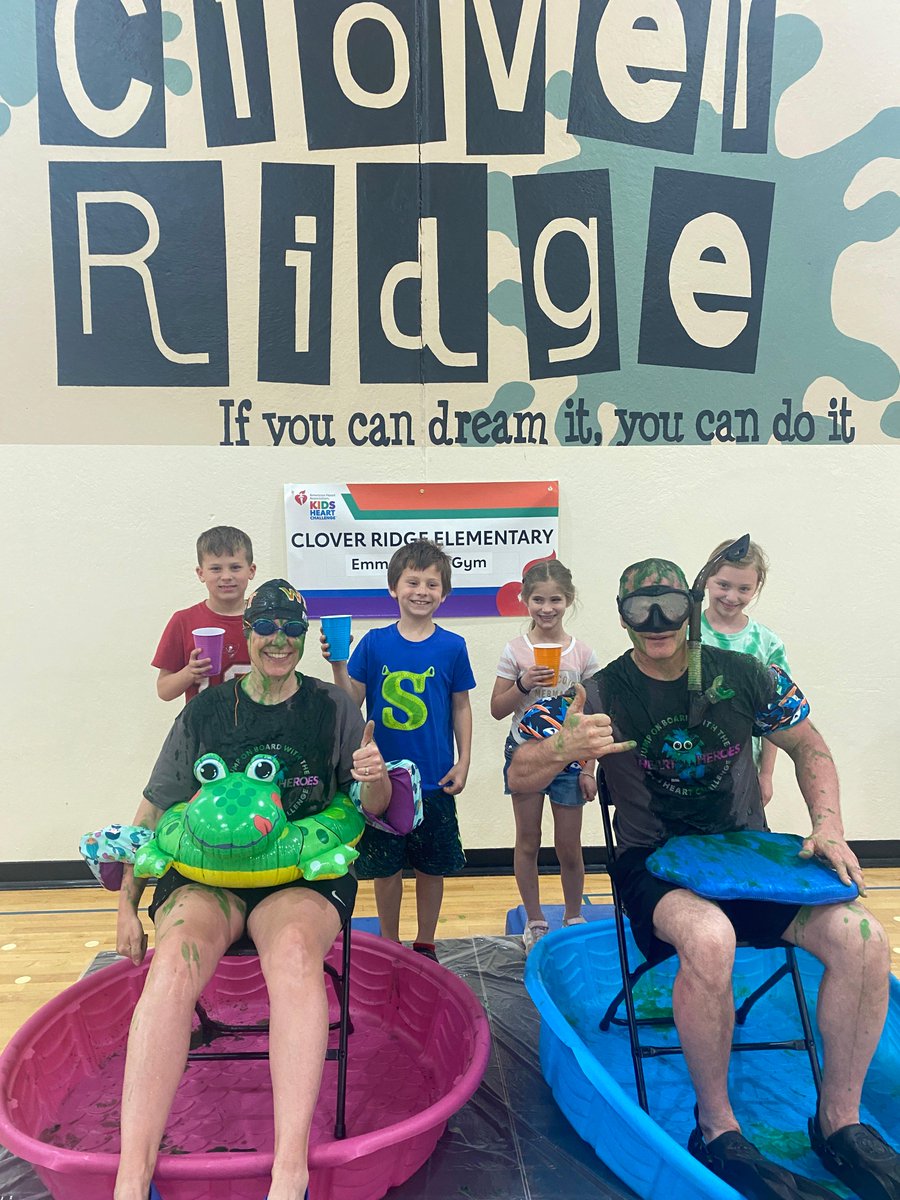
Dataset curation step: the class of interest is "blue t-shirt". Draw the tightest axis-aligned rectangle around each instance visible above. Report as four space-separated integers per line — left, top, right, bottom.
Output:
348 624 476 793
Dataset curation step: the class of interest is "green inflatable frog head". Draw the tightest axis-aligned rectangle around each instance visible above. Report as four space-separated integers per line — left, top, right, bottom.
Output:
133 753 364 886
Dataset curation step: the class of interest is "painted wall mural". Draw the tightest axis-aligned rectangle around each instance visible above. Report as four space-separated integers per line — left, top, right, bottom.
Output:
1 0 898 447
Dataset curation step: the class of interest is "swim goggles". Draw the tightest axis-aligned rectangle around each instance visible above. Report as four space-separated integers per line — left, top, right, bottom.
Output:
244 617 308 638
616 586 691 632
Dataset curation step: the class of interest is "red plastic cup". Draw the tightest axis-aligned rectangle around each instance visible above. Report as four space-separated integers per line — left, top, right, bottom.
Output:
192 627 225 675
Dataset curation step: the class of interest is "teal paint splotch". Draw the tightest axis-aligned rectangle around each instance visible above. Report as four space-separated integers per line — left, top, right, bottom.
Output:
880 401 900 439
488 279 527 333
162 11 184 42
0 0 37 136
164 59 193 96
486 15 900 448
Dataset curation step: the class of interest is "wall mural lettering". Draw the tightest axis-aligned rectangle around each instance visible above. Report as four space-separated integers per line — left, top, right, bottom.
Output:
1 0 898 446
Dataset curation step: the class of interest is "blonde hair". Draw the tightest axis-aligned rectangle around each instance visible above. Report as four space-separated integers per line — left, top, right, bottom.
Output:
707 538 769 593
521 558 576 607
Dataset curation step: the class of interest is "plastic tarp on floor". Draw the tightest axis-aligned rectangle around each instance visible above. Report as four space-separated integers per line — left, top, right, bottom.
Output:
0 935 635 1200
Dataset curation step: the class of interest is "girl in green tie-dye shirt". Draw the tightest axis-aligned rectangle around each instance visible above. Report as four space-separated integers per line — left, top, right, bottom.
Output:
700 539 790 808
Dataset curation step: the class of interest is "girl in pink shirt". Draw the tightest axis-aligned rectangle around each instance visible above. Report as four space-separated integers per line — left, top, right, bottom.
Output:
491 560 600 954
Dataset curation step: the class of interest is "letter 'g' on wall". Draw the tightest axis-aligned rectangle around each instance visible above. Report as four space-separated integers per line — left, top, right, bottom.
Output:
37 0 165 146
49 162 229 385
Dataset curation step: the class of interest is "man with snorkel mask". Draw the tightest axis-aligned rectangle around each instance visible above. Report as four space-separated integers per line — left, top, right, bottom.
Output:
508 548 900 1200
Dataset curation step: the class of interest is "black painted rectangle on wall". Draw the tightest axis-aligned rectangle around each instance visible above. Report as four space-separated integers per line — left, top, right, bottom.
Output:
50 160 229 385
193 0 275 147
294 0 445 150
465 0 545 156
514 168 620 380
357 162 488 383
36 0 166 147
258 162 334 385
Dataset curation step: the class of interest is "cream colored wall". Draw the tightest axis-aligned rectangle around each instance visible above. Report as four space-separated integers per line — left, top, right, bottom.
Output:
1 443 896 862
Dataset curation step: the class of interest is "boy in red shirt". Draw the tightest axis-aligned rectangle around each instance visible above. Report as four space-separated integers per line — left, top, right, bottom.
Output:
152 526 256 702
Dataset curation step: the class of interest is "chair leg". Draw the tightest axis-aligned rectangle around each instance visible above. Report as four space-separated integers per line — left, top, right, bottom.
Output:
783 945 823 1097
735 963 790 1026
609 881 651 1113
333 921 352 1140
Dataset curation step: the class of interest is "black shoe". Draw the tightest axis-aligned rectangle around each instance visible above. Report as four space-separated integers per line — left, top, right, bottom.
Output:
412 942 439 962
689 1116 840 1200
809 1113 900 1200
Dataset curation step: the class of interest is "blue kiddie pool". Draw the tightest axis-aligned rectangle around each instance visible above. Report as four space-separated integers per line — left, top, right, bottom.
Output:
525 919 900 1200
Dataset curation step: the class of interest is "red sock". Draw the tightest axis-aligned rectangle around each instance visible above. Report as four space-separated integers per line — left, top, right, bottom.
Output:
413 941 436 953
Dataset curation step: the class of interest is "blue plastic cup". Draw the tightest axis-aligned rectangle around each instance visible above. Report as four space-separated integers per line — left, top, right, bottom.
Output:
321 614 352 661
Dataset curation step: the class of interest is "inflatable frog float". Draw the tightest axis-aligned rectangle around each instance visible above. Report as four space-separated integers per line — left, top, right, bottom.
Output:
81 752 366 889
135 752 364 886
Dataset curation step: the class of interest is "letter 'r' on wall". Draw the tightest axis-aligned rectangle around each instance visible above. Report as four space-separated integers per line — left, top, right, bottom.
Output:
638 167 775 373
464 0 546 155
49 162 229 385
567 0 710 154
514 170 620 380
258 163 334 385
36 0 165 146
294 0 446 150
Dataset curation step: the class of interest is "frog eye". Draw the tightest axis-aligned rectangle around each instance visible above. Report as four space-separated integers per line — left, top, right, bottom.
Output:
194 753 228 785
246 755 281 783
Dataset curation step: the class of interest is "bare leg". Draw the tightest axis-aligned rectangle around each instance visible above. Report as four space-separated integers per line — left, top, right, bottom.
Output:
652 890 739 1142
373 871 403 941
250 888 342 1200
783 901 890 1136
114 886 245 1200
551 802 585 921
413 870 444 943
511 792 545 923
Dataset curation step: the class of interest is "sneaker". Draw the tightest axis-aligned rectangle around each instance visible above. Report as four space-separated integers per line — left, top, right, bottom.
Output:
412 942 439 962
809 1112 900 1200
522 920 549 954
563 916 587 927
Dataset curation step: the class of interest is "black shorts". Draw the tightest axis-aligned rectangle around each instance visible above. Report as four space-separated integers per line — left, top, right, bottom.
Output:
611 845 800 963
354 792 466 879
147 867 358 927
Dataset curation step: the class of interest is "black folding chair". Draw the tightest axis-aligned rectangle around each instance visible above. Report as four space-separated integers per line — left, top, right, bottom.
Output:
186 920 353 1138
597 770 822 1115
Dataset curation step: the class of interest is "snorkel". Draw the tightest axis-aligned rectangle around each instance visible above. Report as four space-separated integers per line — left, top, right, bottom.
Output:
687 533 750 725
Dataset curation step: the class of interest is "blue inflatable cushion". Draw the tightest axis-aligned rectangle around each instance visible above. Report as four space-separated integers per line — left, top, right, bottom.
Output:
646 830 859 905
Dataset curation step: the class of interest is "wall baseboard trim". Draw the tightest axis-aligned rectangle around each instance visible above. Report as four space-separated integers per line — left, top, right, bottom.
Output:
2 841 899 888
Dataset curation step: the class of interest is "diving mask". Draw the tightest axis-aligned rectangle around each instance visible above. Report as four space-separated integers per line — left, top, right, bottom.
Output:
617 586 691 633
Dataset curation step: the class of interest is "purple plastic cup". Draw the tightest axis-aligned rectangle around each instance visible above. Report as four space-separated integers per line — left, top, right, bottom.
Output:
321 614 352 662
192 626 225 675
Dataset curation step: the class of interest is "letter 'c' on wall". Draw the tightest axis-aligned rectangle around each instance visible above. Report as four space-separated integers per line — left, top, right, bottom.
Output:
55 0 152 137
37 0 165 146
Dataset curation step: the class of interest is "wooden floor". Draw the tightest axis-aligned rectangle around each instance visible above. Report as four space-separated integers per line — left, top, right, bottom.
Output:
3 869 900 1051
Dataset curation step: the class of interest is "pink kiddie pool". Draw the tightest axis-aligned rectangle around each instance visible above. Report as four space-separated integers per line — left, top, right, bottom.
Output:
0 932 491 1200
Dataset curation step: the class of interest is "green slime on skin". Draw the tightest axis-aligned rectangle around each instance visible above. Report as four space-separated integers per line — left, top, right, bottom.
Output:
860 918 872 941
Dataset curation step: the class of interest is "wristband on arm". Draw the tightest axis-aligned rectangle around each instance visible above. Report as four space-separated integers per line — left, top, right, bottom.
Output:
515 673 530 695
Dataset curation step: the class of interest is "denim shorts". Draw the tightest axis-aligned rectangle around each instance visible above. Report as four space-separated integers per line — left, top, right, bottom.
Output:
503 735 586 807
